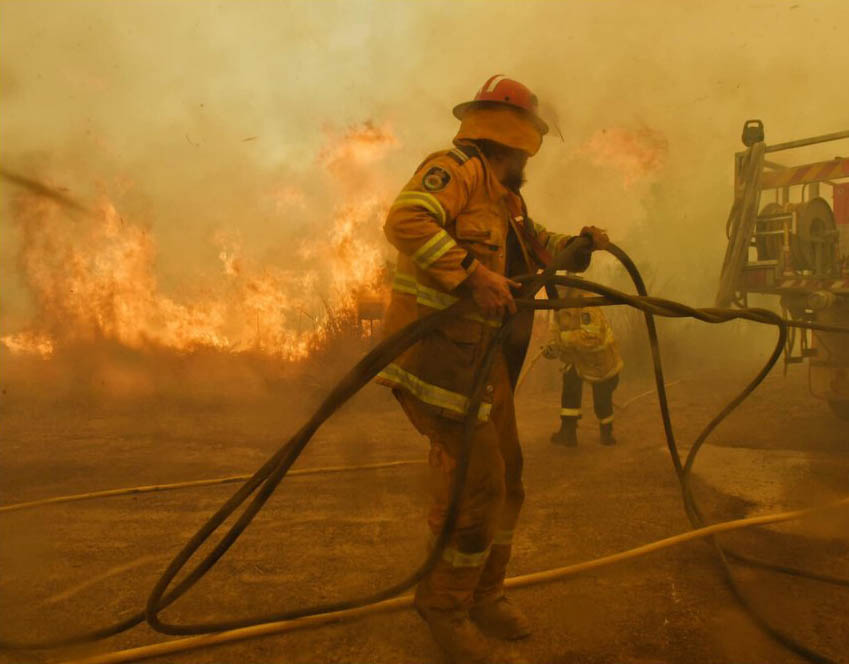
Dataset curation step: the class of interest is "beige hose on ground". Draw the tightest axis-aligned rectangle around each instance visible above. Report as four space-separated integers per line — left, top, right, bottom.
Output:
58 495 849 664
0 460 425 514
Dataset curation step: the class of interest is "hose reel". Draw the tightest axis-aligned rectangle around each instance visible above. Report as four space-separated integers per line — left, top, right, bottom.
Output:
755 198 838 275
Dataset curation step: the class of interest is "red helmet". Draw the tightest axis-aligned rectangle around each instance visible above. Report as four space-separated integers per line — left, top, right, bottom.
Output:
453 75 548 135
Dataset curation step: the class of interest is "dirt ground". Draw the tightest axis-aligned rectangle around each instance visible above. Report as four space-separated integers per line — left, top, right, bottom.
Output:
1 346 848 664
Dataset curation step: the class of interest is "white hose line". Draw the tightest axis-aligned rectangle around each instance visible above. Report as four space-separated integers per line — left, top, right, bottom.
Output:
615 379 684 410
58 495 849 664
38 555 170 608
0 371 710 516
514 348 544 395
0 460 425 515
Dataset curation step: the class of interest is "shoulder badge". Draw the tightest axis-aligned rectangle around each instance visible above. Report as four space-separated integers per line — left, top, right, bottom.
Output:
422 166 451 192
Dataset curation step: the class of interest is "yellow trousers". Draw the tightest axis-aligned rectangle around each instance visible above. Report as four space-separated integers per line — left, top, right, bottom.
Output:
396 353 524 611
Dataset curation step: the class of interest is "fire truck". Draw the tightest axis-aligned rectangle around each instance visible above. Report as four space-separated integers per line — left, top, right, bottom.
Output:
717 122 849 421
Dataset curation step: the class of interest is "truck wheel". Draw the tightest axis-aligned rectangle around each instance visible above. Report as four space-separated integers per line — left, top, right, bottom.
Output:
828 400 849 422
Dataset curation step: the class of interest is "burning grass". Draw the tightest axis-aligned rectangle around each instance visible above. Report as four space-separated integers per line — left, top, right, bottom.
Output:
2 122 398 363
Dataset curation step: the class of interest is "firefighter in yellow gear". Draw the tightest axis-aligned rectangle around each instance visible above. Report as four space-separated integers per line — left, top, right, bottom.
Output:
377 75 610 664
543 283 623 446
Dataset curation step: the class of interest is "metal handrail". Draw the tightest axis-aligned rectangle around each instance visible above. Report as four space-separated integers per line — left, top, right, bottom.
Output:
735 130 849 159
765 130 849 154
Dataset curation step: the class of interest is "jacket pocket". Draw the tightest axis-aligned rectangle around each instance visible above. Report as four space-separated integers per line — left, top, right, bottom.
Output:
456 227 493 242
438 315 484 346
423 330 479 369
454 218 504 276
413 322 484 398
455 218 502 249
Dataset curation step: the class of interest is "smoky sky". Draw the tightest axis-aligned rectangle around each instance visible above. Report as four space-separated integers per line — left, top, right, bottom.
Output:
1 0 847 331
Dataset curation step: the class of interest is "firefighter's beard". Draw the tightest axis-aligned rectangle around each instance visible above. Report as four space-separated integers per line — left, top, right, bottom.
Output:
503 166 526 193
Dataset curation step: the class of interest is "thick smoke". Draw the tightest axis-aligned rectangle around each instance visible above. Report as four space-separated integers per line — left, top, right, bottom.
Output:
1 0 847 378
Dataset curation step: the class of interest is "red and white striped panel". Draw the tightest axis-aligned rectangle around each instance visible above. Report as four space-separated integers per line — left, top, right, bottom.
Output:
760 158 849 189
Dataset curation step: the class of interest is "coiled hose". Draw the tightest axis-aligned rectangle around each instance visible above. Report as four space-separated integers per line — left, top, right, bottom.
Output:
1 239 847 662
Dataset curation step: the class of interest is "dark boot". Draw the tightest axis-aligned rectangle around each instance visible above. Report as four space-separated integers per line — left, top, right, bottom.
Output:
415 604 493 664
550 418 578 446
470 595 531 640
600 422 616 446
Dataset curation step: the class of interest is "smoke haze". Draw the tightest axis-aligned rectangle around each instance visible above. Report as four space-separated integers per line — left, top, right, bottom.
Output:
1 0 847 363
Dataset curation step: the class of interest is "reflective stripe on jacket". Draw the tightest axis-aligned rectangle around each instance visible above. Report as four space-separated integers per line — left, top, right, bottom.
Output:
377 142 588 420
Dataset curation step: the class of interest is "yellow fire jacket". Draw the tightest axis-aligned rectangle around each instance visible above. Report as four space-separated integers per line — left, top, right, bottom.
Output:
548 289 623 382
377 142 590 421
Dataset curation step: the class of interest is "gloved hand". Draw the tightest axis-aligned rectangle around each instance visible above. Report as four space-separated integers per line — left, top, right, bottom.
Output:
467 262 522 318
580 225 610 251
541 343 559 360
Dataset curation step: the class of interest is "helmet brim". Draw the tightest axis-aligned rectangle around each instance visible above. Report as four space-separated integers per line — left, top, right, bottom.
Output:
452 100 549 135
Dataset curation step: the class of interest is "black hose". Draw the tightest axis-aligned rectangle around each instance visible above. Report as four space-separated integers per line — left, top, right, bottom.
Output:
143 234 579 634
0 290 482 648
539 246 844 664
523 292 849 595
1 240 847 661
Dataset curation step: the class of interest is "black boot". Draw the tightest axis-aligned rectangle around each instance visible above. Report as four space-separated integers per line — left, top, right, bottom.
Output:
600 422 616 446
551 418 578 446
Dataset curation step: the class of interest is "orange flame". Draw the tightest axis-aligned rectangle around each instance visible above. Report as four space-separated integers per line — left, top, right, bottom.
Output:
318 120 399 176
579 126 668 188
1 331 54 358
3 122 399 361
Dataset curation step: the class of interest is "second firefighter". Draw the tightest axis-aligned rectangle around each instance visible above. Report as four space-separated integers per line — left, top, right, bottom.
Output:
544 282 623 446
